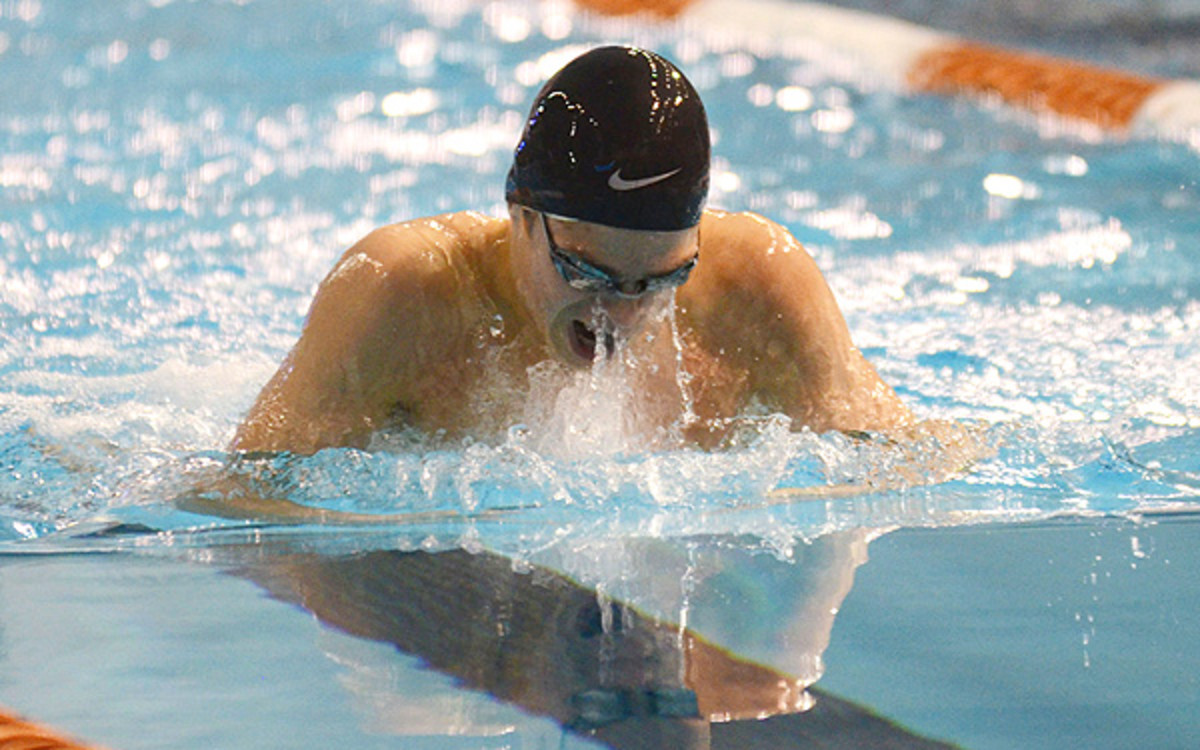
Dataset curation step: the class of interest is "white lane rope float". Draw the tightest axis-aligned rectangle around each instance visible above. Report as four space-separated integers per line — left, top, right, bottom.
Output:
579 0 1200 136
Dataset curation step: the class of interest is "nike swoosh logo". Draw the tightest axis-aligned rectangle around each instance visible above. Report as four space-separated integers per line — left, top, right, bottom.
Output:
608 167 682 191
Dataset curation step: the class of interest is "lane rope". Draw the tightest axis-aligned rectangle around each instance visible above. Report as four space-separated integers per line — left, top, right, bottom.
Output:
0 709 104 750
575 0 1200 135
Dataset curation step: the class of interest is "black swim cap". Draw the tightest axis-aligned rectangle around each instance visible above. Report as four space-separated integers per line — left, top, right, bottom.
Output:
506 46 710 231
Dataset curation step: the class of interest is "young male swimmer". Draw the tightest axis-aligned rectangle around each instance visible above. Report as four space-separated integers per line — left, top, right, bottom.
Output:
231 46 912 455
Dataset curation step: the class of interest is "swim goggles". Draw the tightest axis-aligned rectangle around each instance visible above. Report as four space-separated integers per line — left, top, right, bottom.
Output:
541 212 698 299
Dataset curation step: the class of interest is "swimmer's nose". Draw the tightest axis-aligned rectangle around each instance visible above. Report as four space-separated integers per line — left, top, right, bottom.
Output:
598 295 654 329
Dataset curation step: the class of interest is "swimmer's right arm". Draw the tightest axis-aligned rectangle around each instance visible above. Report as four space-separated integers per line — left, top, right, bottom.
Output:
231 222 462 454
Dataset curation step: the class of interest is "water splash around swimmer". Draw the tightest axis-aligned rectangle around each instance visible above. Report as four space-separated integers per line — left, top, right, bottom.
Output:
525 298 682 460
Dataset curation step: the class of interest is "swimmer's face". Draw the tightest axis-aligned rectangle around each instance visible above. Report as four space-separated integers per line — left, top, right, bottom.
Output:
509 207 699 366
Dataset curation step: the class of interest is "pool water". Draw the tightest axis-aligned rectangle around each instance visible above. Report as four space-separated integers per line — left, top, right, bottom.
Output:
2 0 1199 748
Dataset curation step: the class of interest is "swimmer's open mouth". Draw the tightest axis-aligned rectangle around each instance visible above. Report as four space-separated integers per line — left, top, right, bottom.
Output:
570 320 616 362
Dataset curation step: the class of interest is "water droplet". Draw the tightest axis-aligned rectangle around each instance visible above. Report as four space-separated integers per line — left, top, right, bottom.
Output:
1131 536 1147 559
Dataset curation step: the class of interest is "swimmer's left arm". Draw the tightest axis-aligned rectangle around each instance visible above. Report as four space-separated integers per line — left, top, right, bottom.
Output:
686 211 911 433
748 219 912 432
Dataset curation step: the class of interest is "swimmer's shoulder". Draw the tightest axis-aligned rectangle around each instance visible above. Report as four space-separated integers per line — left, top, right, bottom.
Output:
320 211 506 305
691 209 818 292
681 208 846 357
292 214 498 359
348 211 508 276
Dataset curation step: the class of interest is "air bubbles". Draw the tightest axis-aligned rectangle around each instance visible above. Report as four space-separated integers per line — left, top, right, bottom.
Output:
1044 154 1089 177
84 39 129 69
395 28 438 68
11 0 41 23
890 122 945 153
61 66 92 89
1133 398 1189 427
488 313 506 340
776 86 814 112
747 83 773 108
540 12 571 40
720 52 756 79
149 38 171 61
712 168 742 194
953 276 990 294
106 40 128 65
983 173 1041 200
0 157 52 193
812 107 854 134
514 46 590 88
802 200 893 240
483 2 531 43
381 89 438 118
745 84 817 113
336 91 377 122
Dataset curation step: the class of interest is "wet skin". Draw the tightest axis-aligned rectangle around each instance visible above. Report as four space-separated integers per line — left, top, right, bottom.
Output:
231 207 912 454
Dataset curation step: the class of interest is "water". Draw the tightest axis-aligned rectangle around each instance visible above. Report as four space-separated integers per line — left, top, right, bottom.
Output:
2 0 1199 748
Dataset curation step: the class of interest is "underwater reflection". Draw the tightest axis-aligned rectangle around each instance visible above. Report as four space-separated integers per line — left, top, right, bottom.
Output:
228 532 954 749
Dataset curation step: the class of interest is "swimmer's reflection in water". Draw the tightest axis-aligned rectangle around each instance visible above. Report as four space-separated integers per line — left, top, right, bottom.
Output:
231 531 955 749
230 45 913 455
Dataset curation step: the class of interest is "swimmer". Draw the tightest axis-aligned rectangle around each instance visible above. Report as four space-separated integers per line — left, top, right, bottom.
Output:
231 46 912 454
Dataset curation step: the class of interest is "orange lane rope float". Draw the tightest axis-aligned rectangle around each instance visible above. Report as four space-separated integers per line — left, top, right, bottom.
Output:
0 709 104 750
575 0 1200 134
908 41 1163 130
573 0 695 17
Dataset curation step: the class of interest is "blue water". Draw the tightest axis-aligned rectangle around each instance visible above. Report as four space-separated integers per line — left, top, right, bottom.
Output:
2 0 1199 748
